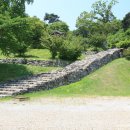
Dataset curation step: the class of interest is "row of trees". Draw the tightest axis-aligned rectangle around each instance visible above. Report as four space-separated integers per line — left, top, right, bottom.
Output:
75 0 130 51
0 0 130 61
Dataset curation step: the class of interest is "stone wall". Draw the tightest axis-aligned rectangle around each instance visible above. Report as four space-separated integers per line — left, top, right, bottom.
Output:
35 48 122 90
0 48 123 97
0 58 70 67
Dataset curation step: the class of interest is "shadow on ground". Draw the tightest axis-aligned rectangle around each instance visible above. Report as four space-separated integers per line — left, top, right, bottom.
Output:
126 56 130 60
0 63 32 82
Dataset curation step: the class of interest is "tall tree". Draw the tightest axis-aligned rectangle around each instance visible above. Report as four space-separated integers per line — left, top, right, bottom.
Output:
0 0 34 56
0 0 34 17
75 0 119 50
91 0 118 23
122 12 130 31
76 11 96 37
44 13 60 23
48 21 69 35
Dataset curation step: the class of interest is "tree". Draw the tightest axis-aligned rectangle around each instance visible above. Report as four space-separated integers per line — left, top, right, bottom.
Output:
41 31 64 59
0 0 34 17
41 30 83 60
0 0 35 56
91 0 118 23
59 36 83 61
27 17 46 48
76 11 95 37
122 12 130 31
75 0 119 50
76 0 119 37
0 15 30 56
44 13 60 23
47 21 69 35
107 29 130 48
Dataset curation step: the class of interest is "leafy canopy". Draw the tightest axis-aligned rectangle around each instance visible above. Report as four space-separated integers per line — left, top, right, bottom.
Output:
44 13 60 23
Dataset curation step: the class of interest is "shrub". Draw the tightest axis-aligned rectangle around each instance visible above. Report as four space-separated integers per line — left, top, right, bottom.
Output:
116 40 130 49
123 47 130 57
107 29 130 49
41 33 64 59
88 34 107 50
59 37 83 61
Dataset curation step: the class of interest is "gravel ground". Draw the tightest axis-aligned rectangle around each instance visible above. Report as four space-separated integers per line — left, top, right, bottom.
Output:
0 97 130 130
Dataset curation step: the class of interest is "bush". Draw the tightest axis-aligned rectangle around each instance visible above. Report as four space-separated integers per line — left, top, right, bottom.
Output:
88 34 107 50
123 47 130 57
59 37 83 61
107 29 128 48
41 34 64 59
116 40 130 49
41 31 83 61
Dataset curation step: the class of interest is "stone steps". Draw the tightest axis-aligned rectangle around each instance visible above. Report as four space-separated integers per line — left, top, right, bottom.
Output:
0 91 15 95
0 94 11 98
0 49 122 98
0 73 58 96
0 88 27 92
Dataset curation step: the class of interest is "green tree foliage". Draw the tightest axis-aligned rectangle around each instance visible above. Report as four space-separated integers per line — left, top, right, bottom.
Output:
44 13 60 23
0 0 36 56
59 36 83 61
76 12 96 37
41 31 83 60
27 17 46 48
75 0 119 50
0 14 30 56
107 29 130 48
47 21 69 35
122 12 130 31
76 0 119 35
91 0 118 23
100 19 121 35
0 0 34 17
41 29 64 59
87 33 107 51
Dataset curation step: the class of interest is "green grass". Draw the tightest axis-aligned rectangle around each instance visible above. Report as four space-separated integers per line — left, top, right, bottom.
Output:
0 49 86 61
24 49 52 60
23 58 130 98
0 49 52 60
0 63 60 82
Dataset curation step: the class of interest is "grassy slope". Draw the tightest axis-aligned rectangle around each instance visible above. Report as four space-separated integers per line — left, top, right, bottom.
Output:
0 63 60 82
24 58 130 97
0 49 52 60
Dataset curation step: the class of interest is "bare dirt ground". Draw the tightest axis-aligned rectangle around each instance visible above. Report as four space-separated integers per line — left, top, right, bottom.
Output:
0 97 130 130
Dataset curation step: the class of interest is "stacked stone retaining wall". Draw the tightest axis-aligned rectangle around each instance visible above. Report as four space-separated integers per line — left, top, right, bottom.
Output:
0 59 70 67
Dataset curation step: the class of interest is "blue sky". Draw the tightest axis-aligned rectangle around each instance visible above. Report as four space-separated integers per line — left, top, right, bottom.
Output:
26 0 130 30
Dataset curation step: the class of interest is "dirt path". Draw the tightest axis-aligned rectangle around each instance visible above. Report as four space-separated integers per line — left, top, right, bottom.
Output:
0 97 130 130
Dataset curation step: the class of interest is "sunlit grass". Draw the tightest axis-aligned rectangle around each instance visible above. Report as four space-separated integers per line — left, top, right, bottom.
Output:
0 49 85 61
0 49 52 60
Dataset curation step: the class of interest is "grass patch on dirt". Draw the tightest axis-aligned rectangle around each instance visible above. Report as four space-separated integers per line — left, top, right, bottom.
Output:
22 58 130 98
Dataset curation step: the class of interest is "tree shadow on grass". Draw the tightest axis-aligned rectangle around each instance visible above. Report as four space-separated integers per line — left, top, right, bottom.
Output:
125 56 130 61
0 63 33 83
